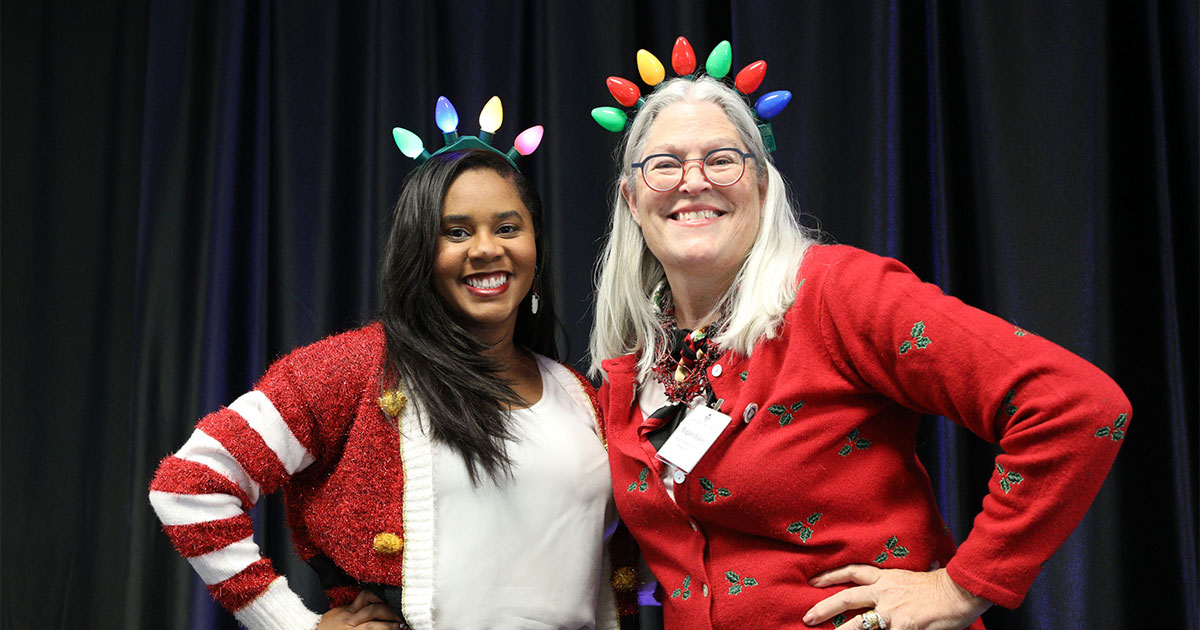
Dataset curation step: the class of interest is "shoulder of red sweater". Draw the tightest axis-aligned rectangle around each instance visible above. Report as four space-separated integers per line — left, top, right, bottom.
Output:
271 322 384 373
803 243 899 270
799 244 924 288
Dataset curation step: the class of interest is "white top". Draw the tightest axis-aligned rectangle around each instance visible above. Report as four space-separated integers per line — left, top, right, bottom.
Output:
429 355 616 630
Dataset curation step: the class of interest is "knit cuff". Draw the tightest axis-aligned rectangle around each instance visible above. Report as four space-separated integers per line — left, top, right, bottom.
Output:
232 576 322 630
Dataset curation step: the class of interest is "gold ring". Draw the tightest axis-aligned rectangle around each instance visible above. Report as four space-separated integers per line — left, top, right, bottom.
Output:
860 609 884 630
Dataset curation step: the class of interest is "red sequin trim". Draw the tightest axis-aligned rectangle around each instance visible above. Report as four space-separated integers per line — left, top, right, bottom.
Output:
564 364 606 446
164 514 253 558
208 557 277 611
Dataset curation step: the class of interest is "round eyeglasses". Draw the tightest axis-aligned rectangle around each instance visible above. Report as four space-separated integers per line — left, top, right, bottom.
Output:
631 147 756 192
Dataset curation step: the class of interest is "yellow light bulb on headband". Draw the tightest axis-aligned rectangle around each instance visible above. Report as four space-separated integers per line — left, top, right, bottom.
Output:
637 49 665 86
479 96 503 134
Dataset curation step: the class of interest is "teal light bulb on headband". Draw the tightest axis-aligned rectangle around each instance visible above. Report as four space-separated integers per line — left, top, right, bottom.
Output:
392 127 430 161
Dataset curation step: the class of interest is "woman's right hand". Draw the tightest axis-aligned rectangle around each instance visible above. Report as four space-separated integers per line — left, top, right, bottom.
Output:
317 589 406 629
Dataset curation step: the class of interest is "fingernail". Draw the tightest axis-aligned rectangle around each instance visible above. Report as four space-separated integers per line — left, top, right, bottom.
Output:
802 613 814 624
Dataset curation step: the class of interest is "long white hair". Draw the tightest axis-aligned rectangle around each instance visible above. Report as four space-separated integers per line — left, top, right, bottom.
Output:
588 76 818 381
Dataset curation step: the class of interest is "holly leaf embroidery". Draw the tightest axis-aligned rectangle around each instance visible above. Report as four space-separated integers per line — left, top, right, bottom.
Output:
911 321 926 338
807 512 823 524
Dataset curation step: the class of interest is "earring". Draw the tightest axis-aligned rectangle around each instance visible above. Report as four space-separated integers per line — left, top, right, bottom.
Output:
531 273 542 315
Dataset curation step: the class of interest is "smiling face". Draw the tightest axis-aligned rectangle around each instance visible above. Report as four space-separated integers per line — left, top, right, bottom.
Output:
623 101 765 292
433 168 537 343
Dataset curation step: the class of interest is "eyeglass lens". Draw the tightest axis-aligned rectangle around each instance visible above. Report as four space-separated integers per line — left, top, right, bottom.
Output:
642 149 746 191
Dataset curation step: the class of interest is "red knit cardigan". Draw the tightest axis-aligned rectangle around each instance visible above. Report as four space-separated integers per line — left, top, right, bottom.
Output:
599 245 1130 630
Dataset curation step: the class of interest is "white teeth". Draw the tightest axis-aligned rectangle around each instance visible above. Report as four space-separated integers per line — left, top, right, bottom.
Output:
465 273 508 289
674 209 720 221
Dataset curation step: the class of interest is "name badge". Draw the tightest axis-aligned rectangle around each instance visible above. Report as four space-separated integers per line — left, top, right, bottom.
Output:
655 405 733 473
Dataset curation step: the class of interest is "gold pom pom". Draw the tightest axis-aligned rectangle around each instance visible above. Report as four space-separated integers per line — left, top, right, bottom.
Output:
372 532 404 555
378 390 408 418
611 565 638 591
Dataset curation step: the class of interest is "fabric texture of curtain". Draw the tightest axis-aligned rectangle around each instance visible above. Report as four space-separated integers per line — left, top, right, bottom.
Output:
2 1 1195 628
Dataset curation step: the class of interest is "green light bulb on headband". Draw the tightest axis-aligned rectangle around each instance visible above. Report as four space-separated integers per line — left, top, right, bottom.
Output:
591 107 629 133
705 40 732 79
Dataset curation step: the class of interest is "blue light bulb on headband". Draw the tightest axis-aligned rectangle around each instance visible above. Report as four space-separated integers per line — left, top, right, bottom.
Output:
435 96 459 132
754 90 792 120
435 96 461 144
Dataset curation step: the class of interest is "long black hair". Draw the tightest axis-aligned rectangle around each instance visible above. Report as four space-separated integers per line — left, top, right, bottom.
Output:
378 149 558 483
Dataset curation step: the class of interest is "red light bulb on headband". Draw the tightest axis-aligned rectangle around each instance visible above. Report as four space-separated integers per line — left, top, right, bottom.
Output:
672 37 697 75
735 61 767 95
606 77 642 108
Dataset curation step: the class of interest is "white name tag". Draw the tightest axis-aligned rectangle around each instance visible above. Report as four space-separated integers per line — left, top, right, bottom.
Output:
655 405 733 473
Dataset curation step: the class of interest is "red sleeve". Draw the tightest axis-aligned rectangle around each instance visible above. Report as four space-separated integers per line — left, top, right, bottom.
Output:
815 246 1130 608
148 326 378 617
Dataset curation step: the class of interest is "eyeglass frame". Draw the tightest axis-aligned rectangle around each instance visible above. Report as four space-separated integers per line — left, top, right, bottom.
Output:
630 147 757 192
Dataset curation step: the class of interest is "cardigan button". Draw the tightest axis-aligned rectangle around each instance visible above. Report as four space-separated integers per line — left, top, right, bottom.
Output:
743 402 758 423
673 469 686 484
372 532 404 555
711 364 723 377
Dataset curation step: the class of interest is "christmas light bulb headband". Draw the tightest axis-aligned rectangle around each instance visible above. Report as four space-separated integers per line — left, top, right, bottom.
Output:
392 95 544 171
591 36 792 152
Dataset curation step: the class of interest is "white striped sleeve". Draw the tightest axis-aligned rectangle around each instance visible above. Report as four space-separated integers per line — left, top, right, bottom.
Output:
149 490 246 526
230 390 316 475
187 535 262 585
174 428 262 505
232 576 323 630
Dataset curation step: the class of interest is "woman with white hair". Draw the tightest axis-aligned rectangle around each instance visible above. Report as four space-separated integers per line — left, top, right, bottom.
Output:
589 69 1129 630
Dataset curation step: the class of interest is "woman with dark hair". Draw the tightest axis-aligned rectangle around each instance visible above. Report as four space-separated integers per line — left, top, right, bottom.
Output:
151 148 630 630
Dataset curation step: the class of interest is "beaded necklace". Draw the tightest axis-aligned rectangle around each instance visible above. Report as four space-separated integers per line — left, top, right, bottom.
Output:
648 284 727 405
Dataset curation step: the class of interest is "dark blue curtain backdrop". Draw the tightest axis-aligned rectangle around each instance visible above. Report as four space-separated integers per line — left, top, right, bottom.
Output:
2 2 1196 629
